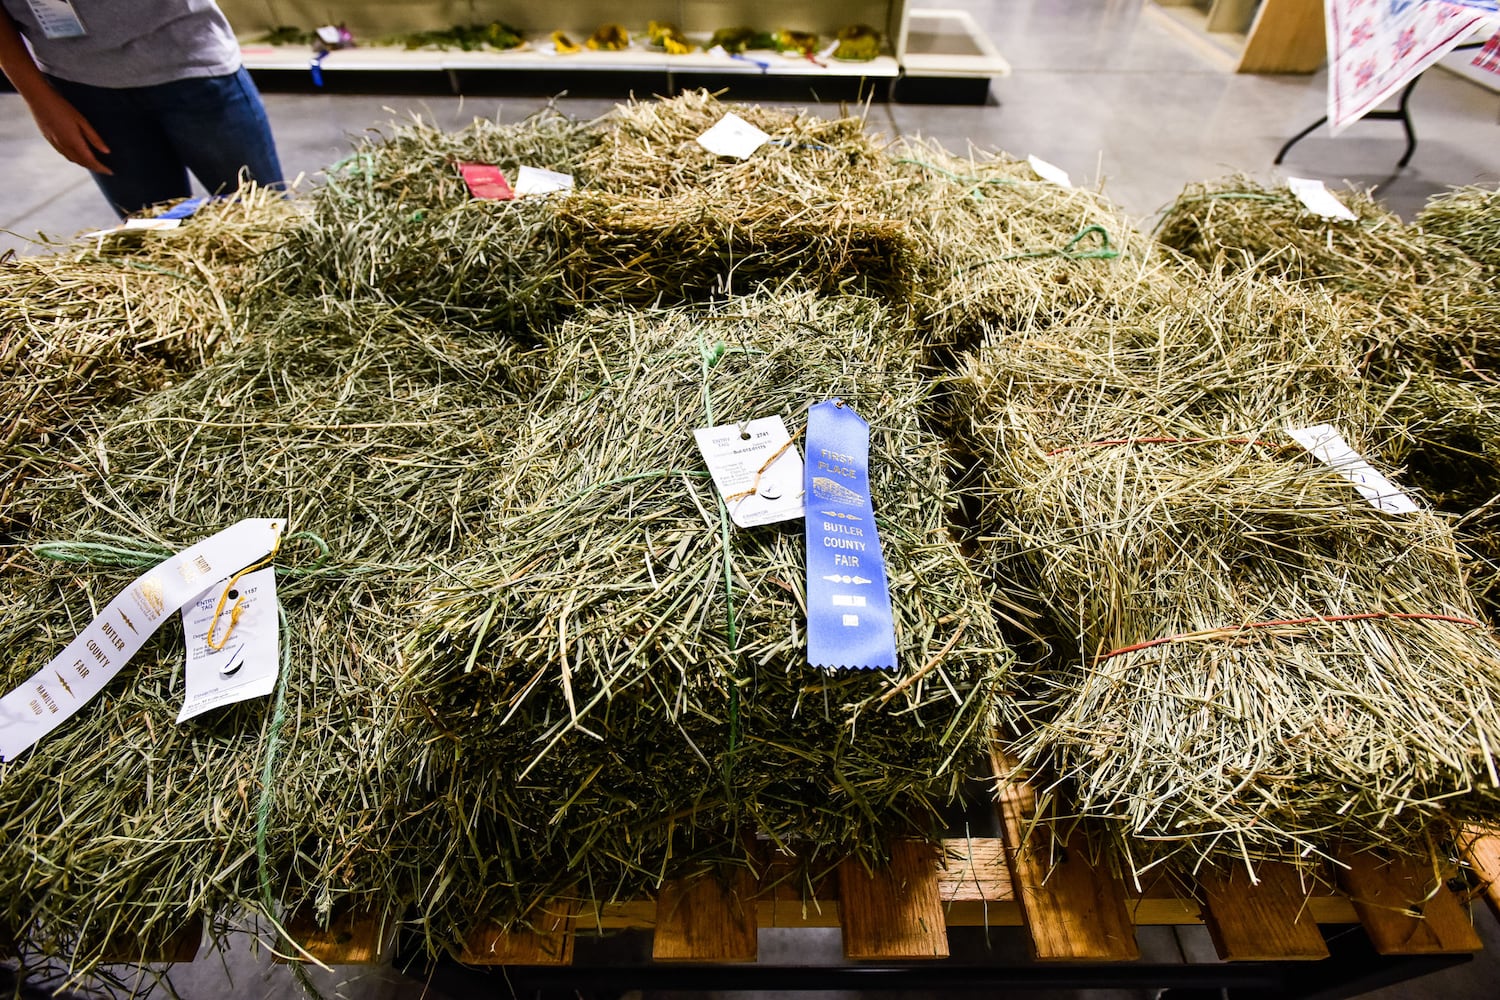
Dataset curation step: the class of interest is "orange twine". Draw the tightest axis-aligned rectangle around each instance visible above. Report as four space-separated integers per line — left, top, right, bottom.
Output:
1094 611 1484 663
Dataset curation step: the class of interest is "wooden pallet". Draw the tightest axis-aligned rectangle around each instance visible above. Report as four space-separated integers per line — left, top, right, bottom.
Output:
67 781 1494 968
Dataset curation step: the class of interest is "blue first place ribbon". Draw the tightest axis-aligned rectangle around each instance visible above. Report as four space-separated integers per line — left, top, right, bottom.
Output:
803 400 898 670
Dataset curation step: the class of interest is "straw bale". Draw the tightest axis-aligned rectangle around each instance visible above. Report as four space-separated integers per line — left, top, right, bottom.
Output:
556 90 915 305
396 290 1012 948
1 185 296 530
956 268 1500 872
0 299 533 973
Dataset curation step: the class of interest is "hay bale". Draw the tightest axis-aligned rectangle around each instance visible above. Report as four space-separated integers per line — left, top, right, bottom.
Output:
556 91 915 305
956 268 1500 872
1154 176 1494 376
262 109 597 331
1417 184 1500 274
876 139 1170 353
1156 177 1500 618
0 299 532 972
0 185 295 529
396 290 1012 948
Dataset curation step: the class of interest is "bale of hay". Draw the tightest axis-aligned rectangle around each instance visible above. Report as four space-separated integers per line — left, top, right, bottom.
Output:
556 90 915 305
395 290 1013 949
1 184 295 530
262 109 597 332
955 267 1500 873
1417 184 1500 274
1155 177 1500 619
1154 176 1494 376
876 139 1170 353
0 299 533 974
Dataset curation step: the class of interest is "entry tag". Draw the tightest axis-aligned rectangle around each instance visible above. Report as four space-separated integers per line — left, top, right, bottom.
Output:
0 518 282 762
514 165 575 197
458 162 514 200
804 401 897 670
693 416 805 527
696 113 771 159
1288 424 1419 514
1027 154 1073 188
177 567 279 723
26 0 86 39
1287 177 1357 222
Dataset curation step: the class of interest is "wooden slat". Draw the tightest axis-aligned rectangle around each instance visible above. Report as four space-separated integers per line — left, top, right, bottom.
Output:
1460 824 1500 920
1237 0 1325 73
280 904 393 965
461 901 578 966
99 916 203 964
1199 862 1329 961
991 748 1139 961
838 840 949 960
652 866 759 962
1337 849 1482 955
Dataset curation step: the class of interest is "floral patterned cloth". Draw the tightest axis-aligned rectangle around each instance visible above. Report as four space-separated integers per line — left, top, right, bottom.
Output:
1327 0 1500 132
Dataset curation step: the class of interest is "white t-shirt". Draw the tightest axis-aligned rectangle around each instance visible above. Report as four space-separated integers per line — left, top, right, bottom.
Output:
3 0 240 87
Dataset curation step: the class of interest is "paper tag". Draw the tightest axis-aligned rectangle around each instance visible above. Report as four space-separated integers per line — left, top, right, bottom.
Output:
458 162 514 201
696 113 772 159
804 401 897 670
694 416 805 527
1287 424 1419 514
0 518 282 762
1287 177 1357 222
123 218 182 231
513 165 575 197
26 0 86 39
178 567 278 723
315 25 342 45
1027 154 1073 188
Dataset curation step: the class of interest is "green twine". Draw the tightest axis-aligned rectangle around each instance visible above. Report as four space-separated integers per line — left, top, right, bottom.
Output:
895 156 1019 202
958 224 1121 273
34 529 333 576
698 338 741 796
256 604 293 918
32 538 170 569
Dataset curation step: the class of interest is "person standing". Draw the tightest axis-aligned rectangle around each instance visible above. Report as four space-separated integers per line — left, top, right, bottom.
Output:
0 0 283 218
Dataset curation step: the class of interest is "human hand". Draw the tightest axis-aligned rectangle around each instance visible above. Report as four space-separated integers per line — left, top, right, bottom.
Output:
27 85 112 174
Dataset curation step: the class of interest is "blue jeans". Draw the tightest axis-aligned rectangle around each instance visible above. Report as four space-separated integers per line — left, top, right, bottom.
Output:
46 68 283 219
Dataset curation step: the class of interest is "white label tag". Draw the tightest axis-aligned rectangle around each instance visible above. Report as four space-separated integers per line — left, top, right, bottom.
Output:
1287 177 1357 221
1027 154 1073 188
696 113 772 159
1287 424 1419 514
693 416 805 527
177 567 279 723
315 25 343 44
26 0 86 39
0 518 282 761
514 165 575 197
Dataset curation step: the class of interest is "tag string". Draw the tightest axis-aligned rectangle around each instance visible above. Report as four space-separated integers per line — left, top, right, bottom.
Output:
207 525 284 651
1094 611 1484 663
724 428 804 503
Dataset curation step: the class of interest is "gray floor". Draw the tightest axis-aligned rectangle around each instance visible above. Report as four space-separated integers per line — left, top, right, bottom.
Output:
5 1 1500 996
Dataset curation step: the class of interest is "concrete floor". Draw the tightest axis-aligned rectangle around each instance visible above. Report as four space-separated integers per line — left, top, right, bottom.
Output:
4 0 1500 996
